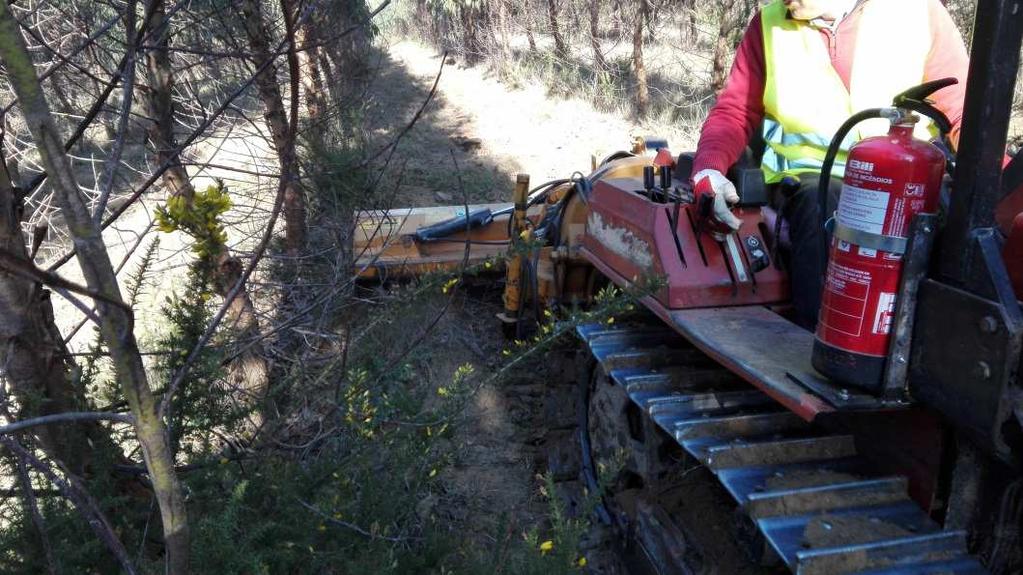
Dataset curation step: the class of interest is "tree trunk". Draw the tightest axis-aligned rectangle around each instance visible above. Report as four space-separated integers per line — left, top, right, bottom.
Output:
547 0 569 60
524 0 538 52
295 18 326 131
0 158 111 478
240 0 306 257
143 1 191 201
0 4 189 572
493 0 512 66
589 0 607 70
143 0 270 426
632 0 649 115
712 0 738 91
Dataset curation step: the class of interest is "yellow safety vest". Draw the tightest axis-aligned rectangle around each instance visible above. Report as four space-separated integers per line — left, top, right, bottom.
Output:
760 0 932 182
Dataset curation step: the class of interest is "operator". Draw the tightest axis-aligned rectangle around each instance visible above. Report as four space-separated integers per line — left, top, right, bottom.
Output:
691 0 969 329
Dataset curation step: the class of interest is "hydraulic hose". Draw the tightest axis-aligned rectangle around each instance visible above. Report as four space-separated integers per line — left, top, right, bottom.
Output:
817 108 890 272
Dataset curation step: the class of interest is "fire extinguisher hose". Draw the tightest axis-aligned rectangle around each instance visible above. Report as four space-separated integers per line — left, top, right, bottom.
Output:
816 108 892 271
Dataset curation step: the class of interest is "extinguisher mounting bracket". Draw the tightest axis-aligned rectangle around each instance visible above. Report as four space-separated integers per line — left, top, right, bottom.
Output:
832 221 909 255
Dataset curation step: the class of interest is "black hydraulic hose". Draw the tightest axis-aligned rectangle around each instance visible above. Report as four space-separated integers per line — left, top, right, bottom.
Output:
817 108 888 272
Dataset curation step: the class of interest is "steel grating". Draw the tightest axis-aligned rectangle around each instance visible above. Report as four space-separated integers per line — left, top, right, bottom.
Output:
577 322 988 574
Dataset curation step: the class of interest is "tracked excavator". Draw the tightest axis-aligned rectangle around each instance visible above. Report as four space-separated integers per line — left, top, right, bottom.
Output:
355 3 1023 573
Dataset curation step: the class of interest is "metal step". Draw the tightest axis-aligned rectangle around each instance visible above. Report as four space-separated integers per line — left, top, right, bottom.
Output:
706 435 859 472
717 457 868 504
747 476 908 518
795 530 968 575
757 501 939 567
675 411 810 442
612 368 743 405
576 321 986 575
851 556 988 574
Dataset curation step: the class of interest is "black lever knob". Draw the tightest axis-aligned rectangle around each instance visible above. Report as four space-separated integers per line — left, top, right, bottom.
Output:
643 166 655 192
659 165 672 190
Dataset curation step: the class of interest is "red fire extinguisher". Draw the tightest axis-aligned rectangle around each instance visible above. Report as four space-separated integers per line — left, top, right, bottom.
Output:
811 80 956 392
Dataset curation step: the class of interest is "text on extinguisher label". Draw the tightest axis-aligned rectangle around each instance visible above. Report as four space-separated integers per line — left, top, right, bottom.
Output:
837 184 889 235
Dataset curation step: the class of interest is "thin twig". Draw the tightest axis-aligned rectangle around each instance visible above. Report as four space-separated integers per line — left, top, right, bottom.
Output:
94 0 139 225
296 499 419 543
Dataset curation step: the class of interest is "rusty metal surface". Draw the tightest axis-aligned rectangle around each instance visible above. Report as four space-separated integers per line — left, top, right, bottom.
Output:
667 305 834 421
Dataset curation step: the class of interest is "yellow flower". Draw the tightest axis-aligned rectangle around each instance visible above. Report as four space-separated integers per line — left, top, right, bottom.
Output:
577 557 587 567
317 524 326 532
539 540 554 555
219 457 229 465
429 468 438 478
606 317 615 325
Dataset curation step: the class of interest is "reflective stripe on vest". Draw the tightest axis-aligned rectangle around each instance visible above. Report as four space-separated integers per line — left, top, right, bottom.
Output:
760 0 932 183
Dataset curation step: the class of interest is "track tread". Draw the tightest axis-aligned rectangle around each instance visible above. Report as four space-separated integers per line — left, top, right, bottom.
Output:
577 321 987 575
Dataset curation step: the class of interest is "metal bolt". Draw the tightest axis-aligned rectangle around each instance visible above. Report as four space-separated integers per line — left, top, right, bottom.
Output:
975 361 992 380
895 354 907 365
838 388 851 400
922 225 932 234
980 316 999 334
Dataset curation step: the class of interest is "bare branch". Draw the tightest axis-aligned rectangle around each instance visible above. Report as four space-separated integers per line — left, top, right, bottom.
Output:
14 454 58 575
0 246 133 313
0 412 132 436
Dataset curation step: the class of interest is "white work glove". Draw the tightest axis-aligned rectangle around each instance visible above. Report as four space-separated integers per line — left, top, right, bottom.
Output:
693 169 742 232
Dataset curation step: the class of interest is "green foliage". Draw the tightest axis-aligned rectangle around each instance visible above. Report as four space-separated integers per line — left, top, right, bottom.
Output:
157 266 243 456
155 181 232 260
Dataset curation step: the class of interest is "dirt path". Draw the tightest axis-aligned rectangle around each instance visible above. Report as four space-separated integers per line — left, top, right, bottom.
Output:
363 41 696 208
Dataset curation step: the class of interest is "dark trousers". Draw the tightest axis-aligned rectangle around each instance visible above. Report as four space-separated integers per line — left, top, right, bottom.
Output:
776 173 842 331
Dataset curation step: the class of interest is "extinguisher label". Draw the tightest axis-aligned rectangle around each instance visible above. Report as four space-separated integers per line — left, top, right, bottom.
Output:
872 292 897 335
838 184 890 234
821 262 871 337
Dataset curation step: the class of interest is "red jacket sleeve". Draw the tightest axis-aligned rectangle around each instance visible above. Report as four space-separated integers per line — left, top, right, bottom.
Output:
692 13 766 177
924 0 970 150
